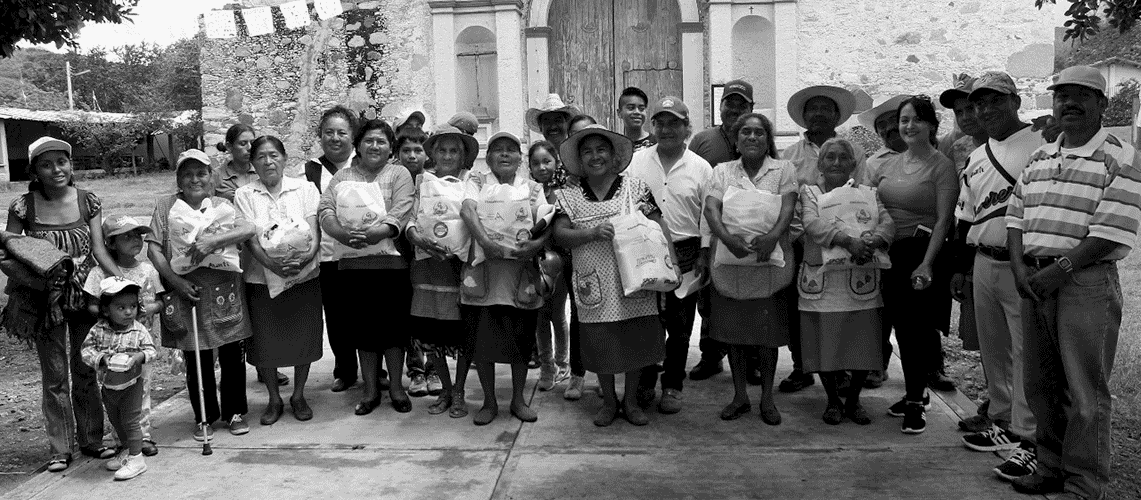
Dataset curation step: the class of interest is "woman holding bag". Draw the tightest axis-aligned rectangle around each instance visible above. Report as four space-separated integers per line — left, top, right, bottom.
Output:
704 113 797 426
147 149 256 439
798 138 894 425
234 136 324 425
318 119 416 415
552 125 671 427
460 132 551 426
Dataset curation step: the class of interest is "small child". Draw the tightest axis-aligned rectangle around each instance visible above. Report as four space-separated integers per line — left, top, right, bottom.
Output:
80 276 157 481
84 215 163 456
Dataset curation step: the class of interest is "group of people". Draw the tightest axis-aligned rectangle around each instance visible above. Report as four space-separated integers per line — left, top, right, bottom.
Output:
4 63 1137 499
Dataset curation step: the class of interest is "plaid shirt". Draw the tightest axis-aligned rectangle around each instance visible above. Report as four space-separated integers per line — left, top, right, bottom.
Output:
80 319 156 389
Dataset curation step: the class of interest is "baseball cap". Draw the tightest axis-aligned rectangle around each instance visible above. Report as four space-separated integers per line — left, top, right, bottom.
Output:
1048 65 1107 94
487 131 521 150
938 74 977 108
98 276 141 298
103 214 153 239
395 110 427 130
28 137 72 161
650 96 689 120
722 80 754 104
447 112 480 135
967 71 1018 100
175 149 212 170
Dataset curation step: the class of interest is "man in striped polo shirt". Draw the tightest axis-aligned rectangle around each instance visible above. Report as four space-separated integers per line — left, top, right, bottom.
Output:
953 71 1045 481
1006 65 1141 500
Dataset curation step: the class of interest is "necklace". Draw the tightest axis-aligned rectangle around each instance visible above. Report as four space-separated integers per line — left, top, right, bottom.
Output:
901 149 935 175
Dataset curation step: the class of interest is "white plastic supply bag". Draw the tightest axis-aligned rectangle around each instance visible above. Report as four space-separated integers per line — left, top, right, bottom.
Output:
332 180 396 260
259 218 316 298
714 183 785 267
611 199 679 296
816 184 891 270
415 172 470 261
470 182 535 266
168 198 243 275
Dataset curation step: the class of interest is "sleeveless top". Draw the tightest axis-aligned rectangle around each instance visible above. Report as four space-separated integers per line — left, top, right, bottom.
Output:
8 189 100 312
554 175 660 324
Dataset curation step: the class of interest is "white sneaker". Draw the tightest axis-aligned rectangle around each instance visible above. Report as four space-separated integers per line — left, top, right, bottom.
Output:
113 454 147 481
104 450 126 471
426 374 444 396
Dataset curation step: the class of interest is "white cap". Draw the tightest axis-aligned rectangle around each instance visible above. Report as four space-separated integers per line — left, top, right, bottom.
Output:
28 137 72 161
175 149 213 170
98 276 141 298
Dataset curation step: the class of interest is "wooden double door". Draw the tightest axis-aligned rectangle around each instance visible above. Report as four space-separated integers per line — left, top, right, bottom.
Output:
548 0 683 130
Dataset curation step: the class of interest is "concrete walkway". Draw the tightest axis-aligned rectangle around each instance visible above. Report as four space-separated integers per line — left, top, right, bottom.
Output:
6 333 1047 500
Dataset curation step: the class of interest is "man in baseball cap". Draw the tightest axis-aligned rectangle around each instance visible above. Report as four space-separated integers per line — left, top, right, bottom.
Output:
1007 65 1140 498
625 96 712 414
686 79 756 381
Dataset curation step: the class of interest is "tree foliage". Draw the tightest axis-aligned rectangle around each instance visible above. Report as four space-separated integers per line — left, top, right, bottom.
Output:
55 116 150 175
0 0 138 58
1040 0 1141 42
1103 78 1140 126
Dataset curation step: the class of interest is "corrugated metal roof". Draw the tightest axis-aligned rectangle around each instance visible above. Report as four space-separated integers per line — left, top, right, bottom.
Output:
0 107 134 123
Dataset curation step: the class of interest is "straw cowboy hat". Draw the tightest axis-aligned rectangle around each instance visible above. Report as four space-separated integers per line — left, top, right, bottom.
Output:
857 95 909 131
526 94 578 132
558 125 634 178
786 86 856 129
423 124 479 167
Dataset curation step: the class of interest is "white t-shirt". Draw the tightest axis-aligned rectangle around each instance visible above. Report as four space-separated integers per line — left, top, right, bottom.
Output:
625 145 712 241
956 125 1047 247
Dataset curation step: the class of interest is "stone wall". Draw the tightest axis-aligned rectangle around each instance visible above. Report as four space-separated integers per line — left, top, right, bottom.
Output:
199 0 433 175
796 0 1057 115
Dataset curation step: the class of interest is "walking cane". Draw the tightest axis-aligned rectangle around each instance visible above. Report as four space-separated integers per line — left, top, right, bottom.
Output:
190 306 213 456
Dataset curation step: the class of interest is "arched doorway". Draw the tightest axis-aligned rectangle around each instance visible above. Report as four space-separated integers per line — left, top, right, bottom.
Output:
547 0 683 129
732 16 776 117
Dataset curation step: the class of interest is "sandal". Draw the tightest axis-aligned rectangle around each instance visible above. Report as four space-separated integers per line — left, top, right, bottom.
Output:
448 390 468 419
80 446 116 459
47 456 70 473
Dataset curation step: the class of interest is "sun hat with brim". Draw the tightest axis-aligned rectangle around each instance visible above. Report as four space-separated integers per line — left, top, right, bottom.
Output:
98 276 141 298
175 149 213 170
857 95 909 131
786 85 856 129
938 74 977 108
424 125 480 167
558 125 634 178
103 215 153 239
526 94 577 132
28 137 72 162
1048 65 1107 94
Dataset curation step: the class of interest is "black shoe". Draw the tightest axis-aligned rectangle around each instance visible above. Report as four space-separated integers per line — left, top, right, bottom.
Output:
928 372 956 392
778 370 815 393
331 378 356 393
688 359 724 381
140 440 158 457
863 370 885 389
1010 471 1063 494
887 394 931 417
900 402 926 434
635 387 656 409
390 397 412 413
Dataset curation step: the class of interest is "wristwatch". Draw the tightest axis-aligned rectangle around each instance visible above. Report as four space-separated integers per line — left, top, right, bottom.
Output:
1057 256 1074 273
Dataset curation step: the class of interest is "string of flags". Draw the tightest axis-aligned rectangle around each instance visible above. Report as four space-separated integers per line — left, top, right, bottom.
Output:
203 0 344 39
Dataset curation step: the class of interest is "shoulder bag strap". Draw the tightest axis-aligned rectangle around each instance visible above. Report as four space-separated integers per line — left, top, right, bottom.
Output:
984 142 1018 187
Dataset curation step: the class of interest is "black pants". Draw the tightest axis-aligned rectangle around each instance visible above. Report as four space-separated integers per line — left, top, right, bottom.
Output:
640 238 701 391
320 262 358 382
881 237 945 401
565 256 585 377
785 240 805 372
184 340 247 424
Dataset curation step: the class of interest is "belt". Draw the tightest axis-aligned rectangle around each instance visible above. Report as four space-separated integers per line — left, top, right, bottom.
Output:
975 245 1010 261
1022 255 1059 268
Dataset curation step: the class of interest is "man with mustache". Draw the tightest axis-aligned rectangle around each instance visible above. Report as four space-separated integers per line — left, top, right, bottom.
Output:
1006 65 1141 499
777 85 867 394
954 71 1046 483
687 79 756 381
526 94 578 147
618 87 657 151
858 95 909 180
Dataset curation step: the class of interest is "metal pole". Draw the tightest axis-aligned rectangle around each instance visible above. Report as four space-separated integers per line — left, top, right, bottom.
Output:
66 61 74 110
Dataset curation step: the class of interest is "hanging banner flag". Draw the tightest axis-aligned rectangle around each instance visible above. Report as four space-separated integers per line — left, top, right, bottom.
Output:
204 10 238 39
280 0 312 29
243 7 275 37
313 0 344 20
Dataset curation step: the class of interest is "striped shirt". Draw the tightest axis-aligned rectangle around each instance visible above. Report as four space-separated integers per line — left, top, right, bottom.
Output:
1006 128 1141 259
80 319 156 389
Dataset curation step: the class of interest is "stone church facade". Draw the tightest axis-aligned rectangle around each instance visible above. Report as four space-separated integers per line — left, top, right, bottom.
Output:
199 0 1056 170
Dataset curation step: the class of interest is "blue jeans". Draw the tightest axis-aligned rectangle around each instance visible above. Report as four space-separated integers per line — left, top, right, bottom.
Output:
34 312 104 459
1022 262 1120 499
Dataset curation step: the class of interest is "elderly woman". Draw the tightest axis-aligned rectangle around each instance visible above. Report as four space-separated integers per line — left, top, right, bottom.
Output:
147 149 256 439
304 106 359 393
553 125 671 427
704 113 797 426
798 138 894 426
2 137 121 471
460 131 550 426
870 96 958 435
406 125 478 417
319 119 415 415
234 136 324 425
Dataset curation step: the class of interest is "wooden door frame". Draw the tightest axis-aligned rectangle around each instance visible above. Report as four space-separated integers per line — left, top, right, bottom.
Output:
525 0 704 130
